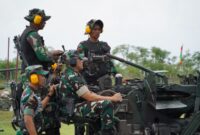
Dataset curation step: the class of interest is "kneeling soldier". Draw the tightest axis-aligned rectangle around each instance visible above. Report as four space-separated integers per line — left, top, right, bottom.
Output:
20 65 56 135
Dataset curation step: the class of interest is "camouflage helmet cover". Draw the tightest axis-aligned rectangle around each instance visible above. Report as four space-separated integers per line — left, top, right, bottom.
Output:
87 19 104 30
25 65 49 77
24 8 51 22
66 50 84 60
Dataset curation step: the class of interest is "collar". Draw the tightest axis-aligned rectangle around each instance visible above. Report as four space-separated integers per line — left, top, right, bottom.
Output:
88 38 99 43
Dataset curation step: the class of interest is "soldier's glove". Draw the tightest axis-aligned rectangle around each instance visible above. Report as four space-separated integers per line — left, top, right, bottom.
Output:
49 50 64 61
51 50 64 56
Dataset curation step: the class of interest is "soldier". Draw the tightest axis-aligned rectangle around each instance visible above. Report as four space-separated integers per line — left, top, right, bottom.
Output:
60 51 122 134
77 19 117 86
20 65 56 135
20 8 63 72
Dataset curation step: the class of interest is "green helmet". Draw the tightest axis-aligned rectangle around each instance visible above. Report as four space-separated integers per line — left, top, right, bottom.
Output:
24 8 51 22
87 19 104 30
25 65 49 77
66 50 84 60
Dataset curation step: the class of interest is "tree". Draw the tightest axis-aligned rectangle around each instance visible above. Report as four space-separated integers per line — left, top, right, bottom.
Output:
112 44 197 81
192 51 200 70
150 47 170 63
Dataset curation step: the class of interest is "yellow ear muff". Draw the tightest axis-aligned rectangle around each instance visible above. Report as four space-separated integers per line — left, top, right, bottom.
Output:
85 25 91 34
51 63 58 70
33 15 42 25
30 74 39 84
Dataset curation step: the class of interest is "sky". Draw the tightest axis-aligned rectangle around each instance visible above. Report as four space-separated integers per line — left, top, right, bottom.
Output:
0 0 200 60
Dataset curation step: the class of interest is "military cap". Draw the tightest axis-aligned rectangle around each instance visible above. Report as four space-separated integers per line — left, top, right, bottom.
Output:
24 8 51 22
67 50 84 60
87 19 104 30
25 65 49 76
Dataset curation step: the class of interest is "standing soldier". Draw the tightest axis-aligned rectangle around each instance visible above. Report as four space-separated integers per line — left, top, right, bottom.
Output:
20 8 63 72
59 51 122 135
20 65 56 135
77 19 117 87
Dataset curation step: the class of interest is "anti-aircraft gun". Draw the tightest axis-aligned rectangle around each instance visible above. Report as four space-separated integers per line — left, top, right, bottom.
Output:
88 53 200 135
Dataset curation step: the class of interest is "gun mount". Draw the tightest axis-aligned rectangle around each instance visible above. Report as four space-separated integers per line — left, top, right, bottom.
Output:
57 52 197 134
92 53 200 135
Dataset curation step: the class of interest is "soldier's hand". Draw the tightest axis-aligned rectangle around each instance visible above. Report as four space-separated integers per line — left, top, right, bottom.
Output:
111 93 123 102
49 50 64 61
51 50 64 56
56 63 63 71
48 85 57 96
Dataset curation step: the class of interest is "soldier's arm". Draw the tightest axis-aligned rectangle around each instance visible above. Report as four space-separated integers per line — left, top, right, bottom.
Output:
41 85 56 108
81 89 122 102
24 115 37 135
27 32 52 62
69 78 122 102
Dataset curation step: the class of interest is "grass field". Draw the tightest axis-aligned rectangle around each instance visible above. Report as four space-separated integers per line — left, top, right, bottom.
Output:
0 111 74 135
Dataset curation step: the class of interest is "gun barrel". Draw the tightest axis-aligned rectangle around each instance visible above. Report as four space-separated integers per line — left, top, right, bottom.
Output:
106 53 165 78
62 45 66 52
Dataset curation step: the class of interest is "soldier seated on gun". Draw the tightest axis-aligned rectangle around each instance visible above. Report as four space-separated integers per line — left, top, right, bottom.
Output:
20 8 63 72
20 65 57 135
59 51 122 134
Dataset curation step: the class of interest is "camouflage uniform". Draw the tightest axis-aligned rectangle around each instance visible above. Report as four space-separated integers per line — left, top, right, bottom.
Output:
20 8 52 72
21 85 43 126
20 66 46 134
60 67 115 132
20 65 60 135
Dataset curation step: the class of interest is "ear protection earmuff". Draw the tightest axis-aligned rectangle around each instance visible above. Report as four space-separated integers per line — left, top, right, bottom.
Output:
85 25 91 34
33 14 43 25
30 73 39 84
51 63 58 70
26 70 39 85
69 57 77 67
85 19 103 34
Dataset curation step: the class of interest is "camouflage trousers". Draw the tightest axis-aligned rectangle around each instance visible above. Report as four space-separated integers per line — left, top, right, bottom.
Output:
75 100 114 130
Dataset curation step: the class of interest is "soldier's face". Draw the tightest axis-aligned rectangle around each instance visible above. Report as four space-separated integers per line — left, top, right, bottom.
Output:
90 25 102 40
39 21 46 29
76 59 83 71
38 75 46 87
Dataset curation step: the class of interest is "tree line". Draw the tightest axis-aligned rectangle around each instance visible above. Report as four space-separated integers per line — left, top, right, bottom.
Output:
112 44 200 82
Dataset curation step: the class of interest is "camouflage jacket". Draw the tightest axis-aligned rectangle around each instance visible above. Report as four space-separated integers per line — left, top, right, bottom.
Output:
59 67 89 118
20 85 43 117
60 67 89 102
20 26 52 71
26 29 51 62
